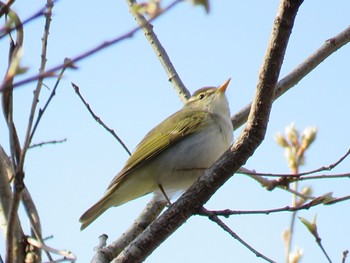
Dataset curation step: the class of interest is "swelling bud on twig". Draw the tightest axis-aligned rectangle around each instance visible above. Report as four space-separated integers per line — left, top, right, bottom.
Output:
190 0 210 13
301 127 317 151
285 123 299 147
275 132 290 148
276 123 317 171
296 186 313 206
288 247 304 263
299 215 318 239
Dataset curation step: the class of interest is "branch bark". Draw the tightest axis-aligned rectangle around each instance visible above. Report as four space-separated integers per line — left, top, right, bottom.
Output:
125 0 190 102
92 196 167 262
0 145 25 263
113 0 303 262
231 24 350 130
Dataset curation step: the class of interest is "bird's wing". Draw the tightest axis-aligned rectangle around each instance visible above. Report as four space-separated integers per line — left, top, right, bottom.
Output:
106 109 215 190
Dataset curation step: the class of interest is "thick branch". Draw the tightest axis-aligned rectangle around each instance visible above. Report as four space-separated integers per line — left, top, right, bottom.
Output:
232 25 350 130
0 146 25 263
113 1 303 262
92 196 166 262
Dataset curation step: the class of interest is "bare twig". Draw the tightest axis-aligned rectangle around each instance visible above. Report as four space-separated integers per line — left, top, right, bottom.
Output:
1 4 26 262
113 1 302 262
316 238 332 263
238 147 350 196
239 168 314 200
3 0 183 91
292 173 350 181
20 0 54 169
30 58 70 142
4 1 54 262
71 82 131 156
0 145 25 262
92 196 167 262
231 25 350 130
324 195 350 205
199 208 276 263
6 178 23 263
199 193 335 217
29 138 67 149
22 188 53 261
125 0 190 102
342 250 349 263
299 216 332 263
239 148 350 178
0 5 46 39
0 0 14 18
27 237 76 262
94 234 108 251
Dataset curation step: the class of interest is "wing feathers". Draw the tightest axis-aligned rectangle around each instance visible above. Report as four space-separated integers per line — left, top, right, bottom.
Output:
106 110 213 190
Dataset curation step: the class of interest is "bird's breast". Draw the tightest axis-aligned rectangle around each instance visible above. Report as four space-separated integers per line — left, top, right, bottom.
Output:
152 120 233 194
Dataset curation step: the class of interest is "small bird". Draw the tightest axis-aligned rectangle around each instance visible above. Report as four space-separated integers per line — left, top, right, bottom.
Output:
79 79 233 230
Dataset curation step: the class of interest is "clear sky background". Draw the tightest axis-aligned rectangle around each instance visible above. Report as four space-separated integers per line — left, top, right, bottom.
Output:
1 1 350 262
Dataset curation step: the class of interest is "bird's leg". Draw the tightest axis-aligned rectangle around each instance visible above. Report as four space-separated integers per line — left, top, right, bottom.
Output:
158 184 172 205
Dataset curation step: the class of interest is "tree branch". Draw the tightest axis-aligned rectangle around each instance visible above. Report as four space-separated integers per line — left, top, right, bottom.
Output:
2 0 183 91
0 4 46 39
231 25 350 130
113 1 303 262
125 0 190 102
92 196 167 262
199 208 276 263
71 82 132 156
0 145 25 263
0 3 27 262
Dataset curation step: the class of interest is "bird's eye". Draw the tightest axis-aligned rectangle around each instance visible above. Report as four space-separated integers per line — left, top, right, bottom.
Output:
198 93 205 100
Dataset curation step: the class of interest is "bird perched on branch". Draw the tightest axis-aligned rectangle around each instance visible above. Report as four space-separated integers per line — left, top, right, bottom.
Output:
80 79 233 230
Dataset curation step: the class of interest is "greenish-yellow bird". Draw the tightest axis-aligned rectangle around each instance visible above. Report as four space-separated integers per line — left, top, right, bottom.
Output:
79 79 233 230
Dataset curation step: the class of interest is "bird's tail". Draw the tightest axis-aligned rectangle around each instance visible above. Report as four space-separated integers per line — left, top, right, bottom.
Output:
79 196 110 231
79 175 156 230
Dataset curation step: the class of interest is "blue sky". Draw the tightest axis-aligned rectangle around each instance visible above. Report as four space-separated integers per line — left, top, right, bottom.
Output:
1 0 350 262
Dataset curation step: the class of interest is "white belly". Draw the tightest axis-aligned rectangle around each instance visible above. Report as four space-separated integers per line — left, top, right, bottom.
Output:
112 116 233 204
151 121 233 197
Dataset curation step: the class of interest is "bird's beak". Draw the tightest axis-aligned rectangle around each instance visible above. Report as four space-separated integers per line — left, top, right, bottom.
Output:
216 78 231 93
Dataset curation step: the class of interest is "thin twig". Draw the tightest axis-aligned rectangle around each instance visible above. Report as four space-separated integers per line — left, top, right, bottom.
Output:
71 82 132 156
342 250 348 263
29 138 67 149
0 5 46 39
22 187 53 261
2 4 26 262
231 26 350 130
200 208 276 263
27 237 76 262
0 0 14 18
3 0 183 91
238 148 350 178
242 169 315 200
125 0 190 102
6 179 23 263
0 146 25 263
30 57 70 142
19 0 54 170
315 237 332 263
289 173 350 181
5 2 54 262
200 194 335 217
324 195 350 205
